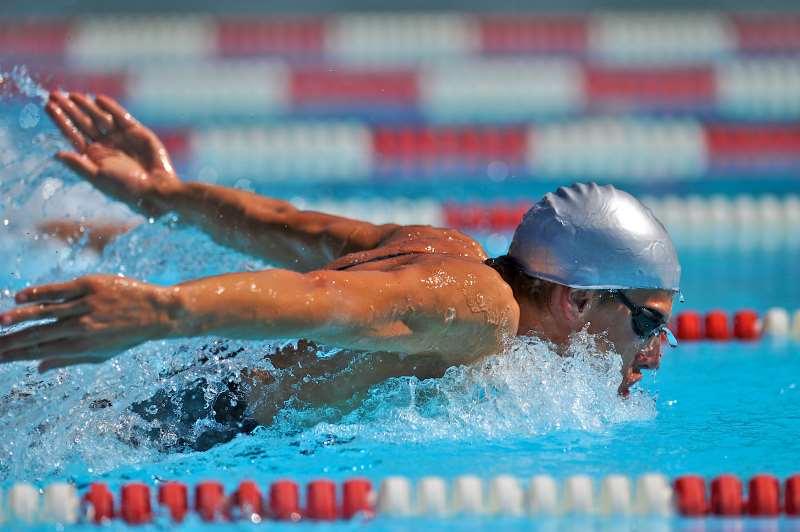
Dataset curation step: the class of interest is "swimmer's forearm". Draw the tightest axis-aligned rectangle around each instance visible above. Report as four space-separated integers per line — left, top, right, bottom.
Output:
162 182 396 270
166 269 412 352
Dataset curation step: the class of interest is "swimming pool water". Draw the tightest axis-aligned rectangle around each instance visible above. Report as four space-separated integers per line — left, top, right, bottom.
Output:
0 78 799 531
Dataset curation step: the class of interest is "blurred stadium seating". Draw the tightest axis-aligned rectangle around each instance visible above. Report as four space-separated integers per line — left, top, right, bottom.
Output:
1 12 799 186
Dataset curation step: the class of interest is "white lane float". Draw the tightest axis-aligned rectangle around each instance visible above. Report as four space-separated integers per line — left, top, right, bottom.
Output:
376 476 412 516
561 475 594 514
599 475 632 515
451 475 484 515
488 475 524 515
7 483 39 524
526 475 559 515
415 476 448 516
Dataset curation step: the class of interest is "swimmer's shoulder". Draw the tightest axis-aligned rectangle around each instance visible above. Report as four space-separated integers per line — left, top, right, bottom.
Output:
402 253 521 361
325 224 488 271
380 224 487 259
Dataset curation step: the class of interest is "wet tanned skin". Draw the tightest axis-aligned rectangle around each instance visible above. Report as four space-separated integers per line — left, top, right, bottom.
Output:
0 93 519 424
0 93 671 424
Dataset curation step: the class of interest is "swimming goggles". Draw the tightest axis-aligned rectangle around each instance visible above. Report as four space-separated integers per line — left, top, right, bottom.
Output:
612 290 678 347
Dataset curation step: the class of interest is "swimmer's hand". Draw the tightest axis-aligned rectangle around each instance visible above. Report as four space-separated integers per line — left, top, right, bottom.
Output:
46 92 181 218
0 275 180 372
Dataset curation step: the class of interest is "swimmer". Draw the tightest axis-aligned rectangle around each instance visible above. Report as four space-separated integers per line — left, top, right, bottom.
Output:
0 92 680 434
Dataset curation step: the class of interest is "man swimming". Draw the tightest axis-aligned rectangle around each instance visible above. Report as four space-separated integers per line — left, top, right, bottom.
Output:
0 92 680 437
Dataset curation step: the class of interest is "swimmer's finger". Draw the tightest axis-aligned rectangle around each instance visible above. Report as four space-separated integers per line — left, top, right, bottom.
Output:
51 91 100 139
69 93 114 135
95 95 138 129
55 151 99 179
0 301 89 327
45 101 86 151
0 336 95 364
0 319 81 358
15 280 89 304
38 355 103 373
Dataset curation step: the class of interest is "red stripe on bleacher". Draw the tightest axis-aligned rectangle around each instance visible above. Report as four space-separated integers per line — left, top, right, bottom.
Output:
731 15 800 52
156 130 191 160
585 67 715 104
216 17 325 57
705 125 800 156
0 21 70 57
443 202 530 231
41 71 127 99
291 69 418 106
478 16 588 54
372 127 527 162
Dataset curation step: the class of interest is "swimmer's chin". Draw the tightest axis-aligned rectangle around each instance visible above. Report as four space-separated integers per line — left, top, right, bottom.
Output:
618 367 643 398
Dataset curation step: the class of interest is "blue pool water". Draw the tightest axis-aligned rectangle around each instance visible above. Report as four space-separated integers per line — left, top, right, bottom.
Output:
1 80 799 531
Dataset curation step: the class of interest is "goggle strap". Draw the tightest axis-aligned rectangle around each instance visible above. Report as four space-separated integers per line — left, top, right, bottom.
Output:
661 326 678 348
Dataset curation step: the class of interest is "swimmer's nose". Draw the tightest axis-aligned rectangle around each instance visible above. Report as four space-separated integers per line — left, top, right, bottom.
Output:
633 351 661 370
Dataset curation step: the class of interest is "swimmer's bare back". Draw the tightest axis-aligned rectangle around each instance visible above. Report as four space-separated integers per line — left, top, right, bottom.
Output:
0 93 520 424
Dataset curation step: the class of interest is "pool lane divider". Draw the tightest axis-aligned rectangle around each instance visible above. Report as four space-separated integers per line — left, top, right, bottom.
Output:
673 309 800 341
3 474 800 524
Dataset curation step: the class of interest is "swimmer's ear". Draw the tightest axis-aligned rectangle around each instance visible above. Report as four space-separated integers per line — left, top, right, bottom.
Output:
567 289 594 320
550 285 589 327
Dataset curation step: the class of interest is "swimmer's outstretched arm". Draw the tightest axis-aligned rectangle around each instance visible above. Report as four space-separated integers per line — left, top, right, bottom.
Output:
46 92 399 270
162 183 399 271
0 264 517 372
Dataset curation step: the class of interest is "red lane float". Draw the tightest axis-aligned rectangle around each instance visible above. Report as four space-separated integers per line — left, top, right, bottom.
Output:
705 310 730 341
733 310 760 340
710 475 743 516
343 478 374 518
786 475 800 516
673 476 707 516
158 482 188 523
195 481 225 522
675 311 703 341
83 483 115 523
269 480 301 521
306 480 337 520
674 310 769 342
233 480 263 518
748 475 780 516
120 483 153 524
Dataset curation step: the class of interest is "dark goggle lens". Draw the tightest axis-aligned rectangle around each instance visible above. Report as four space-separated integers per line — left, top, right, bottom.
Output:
632 309 665 338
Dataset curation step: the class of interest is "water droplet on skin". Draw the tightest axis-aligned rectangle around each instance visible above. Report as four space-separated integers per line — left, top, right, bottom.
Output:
19 103 40 129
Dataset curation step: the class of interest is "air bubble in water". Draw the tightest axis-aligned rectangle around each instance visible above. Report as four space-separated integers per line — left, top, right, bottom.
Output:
19 104 40 129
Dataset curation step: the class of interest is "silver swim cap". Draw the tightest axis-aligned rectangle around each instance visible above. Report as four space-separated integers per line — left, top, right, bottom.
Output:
508 183 680 291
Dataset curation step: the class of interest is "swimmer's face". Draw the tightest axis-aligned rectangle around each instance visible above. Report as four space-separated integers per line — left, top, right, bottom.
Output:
580 289 675 397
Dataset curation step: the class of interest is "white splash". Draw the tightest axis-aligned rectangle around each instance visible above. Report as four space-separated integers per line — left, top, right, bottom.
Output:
288 333 655 444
